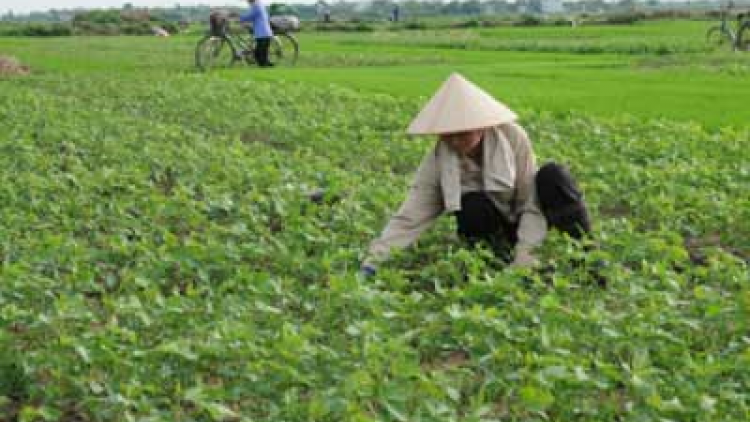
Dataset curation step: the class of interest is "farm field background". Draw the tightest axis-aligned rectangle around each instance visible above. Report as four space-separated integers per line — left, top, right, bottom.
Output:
1 18 749 421
3 19 750 126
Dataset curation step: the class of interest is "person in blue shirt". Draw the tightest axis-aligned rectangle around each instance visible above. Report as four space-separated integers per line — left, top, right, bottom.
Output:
240 0 274 67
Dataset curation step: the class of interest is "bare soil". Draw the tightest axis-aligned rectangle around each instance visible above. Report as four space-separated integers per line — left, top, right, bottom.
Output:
0 55 30 76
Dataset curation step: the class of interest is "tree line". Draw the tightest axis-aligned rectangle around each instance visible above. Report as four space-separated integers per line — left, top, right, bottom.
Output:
2 0 737 24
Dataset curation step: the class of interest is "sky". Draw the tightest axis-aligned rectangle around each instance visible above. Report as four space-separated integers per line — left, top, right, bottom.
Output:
2 0 710 14
3 0 316 14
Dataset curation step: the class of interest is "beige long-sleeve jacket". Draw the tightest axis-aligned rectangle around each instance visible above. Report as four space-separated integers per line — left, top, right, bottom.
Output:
364 122 547 268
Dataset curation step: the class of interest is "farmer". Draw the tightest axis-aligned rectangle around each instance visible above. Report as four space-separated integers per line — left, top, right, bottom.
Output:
240 0 274 67
361 73 590 276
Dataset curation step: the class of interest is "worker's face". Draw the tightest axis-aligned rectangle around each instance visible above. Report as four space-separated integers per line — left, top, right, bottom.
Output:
440 129 483 155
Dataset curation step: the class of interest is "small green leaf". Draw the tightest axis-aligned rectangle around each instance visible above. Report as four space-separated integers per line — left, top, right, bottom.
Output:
519 385 554 411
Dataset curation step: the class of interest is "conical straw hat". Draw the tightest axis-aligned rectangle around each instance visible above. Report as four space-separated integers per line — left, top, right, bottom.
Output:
407 73 517 135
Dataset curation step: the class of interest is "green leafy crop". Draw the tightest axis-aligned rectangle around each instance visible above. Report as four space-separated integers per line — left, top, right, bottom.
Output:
0 24 748 421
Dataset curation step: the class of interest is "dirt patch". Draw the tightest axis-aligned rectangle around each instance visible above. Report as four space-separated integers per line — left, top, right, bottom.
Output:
599 202 631 218
421 349 470 371
684 233 748 265
240 130 290 150
241 130 272 144
0 55 31 76
684 233 720 265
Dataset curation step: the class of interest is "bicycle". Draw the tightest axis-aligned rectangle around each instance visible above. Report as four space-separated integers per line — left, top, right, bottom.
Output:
195 13 299 71
738 12 750 51
706 8 750 51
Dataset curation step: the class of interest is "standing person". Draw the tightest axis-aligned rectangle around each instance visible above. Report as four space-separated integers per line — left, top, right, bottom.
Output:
361 73 590 276
240 0 274 67
317 0 331 23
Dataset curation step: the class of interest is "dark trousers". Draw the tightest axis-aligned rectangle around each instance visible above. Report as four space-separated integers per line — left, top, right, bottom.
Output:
454 162 591 256
454 192 518 259
535 162 591 239
254 37 272 67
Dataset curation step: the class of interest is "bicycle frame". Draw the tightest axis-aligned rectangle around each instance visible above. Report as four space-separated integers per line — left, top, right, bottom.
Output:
720 10 736 36
221 29 256 60
737 16 750 51
707 9 739 48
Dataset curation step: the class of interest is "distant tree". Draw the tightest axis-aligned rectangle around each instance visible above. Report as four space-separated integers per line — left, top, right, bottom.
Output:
72 9 122 24
617 0 637 11
269 3 299 16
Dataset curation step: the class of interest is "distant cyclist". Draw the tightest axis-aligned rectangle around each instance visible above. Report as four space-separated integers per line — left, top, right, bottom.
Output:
240 0 274 67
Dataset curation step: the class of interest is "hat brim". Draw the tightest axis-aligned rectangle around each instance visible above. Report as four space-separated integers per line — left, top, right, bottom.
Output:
406 73 517 136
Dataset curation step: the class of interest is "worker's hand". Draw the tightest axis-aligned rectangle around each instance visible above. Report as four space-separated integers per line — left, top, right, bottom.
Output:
360 265 377 279
510 245 538 268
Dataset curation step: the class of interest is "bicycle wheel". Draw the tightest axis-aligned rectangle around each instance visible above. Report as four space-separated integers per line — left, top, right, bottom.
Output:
195 35 234 71
706 26 733 48
239 36 258 66
270 33 299 66
737 22 750 51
